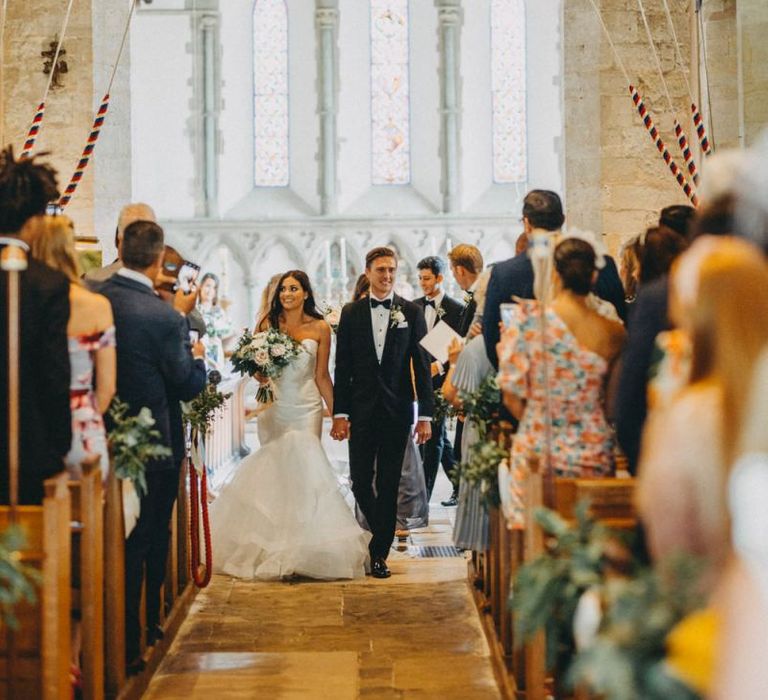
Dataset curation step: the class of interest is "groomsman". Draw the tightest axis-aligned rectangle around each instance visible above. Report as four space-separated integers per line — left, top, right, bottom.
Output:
413 256 464 502
447 245 485 474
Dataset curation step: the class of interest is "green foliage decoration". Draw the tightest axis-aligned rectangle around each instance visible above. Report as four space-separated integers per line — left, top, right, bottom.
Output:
108 397 172 497
183 384 231 438
0 526 40 630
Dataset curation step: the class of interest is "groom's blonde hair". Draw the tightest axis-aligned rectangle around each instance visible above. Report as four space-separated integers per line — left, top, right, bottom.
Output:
365 246 398 269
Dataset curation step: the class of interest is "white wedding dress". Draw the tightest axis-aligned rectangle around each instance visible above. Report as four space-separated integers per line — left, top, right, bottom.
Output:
210 339 371 580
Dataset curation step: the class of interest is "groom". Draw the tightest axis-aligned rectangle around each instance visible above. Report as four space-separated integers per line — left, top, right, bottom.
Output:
332 247 434 578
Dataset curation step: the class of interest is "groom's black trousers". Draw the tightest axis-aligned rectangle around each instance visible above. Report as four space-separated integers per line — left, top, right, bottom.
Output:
349 414 411 560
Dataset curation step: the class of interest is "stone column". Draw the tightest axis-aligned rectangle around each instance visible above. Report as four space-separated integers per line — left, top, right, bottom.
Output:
437 0 462 214
316 1 338 216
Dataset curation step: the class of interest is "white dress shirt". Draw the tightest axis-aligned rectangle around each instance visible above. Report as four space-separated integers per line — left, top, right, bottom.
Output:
423 290 445 331
370 291 395 363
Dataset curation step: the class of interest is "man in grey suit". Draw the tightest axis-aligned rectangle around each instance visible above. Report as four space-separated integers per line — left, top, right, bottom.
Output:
97 220 205 672
85 202 156 283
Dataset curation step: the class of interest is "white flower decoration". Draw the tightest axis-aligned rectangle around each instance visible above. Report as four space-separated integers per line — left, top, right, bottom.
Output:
390 305 406 329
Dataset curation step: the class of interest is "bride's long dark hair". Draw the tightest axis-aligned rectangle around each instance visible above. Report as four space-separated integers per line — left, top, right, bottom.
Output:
266 270 324 330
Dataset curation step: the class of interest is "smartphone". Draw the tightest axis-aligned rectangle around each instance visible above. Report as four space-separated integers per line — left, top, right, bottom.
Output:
500 303 517 330
189 330 200 344
177 261 200 293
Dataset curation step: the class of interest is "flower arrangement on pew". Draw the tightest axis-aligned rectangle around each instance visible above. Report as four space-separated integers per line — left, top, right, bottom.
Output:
108 397 172 497
0 526 40 629
182 372 231 439
453 374 504 507
230 328 303 404
512 502 706 700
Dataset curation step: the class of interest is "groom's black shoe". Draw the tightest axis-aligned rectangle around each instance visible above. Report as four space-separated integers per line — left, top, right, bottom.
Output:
371 557 391 579
441 492 458 507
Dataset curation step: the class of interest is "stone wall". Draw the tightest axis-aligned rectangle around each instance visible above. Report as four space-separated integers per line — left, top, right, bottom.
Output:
0 0 130 243
565 0 698 253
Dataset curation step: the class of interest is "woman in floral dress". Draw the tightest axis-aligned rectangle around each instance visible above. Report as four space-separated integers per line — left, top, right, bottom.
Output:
197 272 234 370
497 238 625 529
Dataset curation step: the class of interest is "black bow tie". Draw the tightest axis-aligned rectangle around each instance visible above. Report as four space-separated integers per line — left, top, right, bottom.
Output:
370 298 392 309
425 299 436 308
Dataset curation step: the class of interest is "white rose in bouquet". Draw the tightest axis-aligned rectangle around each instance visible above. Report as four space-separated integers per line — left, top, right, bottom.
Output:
254 349 270 365
270 343 287 357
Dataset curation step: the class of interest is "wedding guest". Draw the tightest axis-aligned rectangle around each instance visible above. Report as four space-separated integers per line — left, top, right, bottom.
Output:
414 256 464 503
352 273 370 303
659 204 695 239
0 146 71 505
84 202 156 284
442 270 493 551
618 235 641 304
637 226 687 286
498 238 625 529
22 215 116 476
637 238 768 578
483 190 626 370
196 272 234 370
98 220 206 673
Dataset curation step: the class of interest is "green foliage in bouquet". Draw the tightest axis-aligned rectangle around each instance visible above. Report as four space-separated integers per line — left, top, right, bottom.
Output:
432 389 457 424
455 439 507 508
459 373 501 438
569 556 706 700
108 398 172 497
0 526 40 629
511 503 611 676
183 385 232 438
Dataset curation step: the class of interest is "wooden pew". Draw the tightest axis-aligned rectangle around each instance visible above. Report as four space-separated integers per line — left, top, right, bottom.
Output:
103 469 126 698
68 459 104 700
0 473 71 700
519 474 637 700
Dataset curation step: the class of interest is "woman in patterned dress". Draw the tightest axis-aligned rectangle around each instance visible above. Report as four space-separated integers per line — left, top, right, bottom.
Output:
497 238 625 529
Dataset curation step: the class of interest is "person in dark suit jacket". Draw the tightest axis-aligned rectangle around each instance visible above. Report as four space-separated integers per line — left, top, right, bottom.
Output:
97 220 206 669
483 190 626 370
332 247 434 579
413 256 464 501
0 147 71 505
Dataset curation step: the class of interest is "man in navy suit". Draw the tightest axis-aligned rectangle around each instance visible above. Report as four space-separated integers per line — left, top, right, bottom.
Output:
483 190 626 370
97 220 206 671
413 256 464 502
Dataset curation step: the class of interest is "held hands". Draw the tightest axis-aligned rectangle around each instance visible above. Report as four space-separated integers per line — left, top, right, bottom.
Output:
413 420 431 445
330 417 350 441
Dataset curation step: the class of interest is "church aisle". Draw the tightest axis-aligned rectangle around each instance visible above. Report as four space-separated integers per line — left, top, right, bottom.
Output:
143 508 501 699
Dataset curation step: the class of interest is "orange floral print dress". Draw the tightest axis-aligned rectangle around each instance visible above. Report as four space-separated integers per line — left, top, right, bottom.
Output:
497 300 615 529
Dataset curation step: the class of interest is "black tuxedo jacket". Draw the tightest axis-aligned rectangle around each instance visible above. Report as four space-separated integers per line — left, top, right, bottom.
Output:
97 274 206 471
413 293 465 389
457 295 477 338
0 249 71 504
334 295 434 426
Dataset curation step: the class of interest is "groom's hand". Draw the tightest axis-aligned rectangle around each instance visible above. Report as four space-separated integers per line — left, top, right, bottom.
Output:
331 417 350 441
414 420 431 445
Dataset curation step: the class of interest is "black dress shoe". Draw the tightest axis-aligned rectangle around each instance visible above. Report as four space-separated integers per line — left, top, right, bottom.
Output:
126 657 146 677
147 623 165 646
371 557 391 579
441 493 458 507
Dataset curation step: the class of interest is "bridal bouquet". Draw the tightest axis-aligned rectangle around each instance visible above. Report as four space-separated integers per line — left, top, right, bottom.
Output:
231 328 303 404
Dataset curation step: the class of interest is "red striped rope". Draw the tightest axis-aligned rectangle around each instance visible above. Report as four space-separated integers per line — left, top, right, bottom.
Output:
692 103 711 155
674 120 700 187
58 94 109 208
20 103 45 159
630 86 699 208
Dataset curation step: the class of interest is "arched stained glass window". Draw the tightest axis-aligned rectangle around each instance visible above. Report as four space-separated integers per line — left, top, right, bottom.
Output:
491 0 527 184
370 0 411 185
253 0 289 186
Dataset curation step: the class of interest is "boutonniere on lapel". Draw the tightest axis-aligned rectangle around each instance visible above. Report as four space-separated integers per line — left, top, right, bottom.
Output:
435 304 446 320
462 290 475 305
389 304 406 329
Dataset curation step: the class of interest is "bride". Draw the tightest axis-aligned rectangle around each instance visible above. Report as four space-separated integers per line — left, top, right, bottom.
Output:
210 270 371 580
